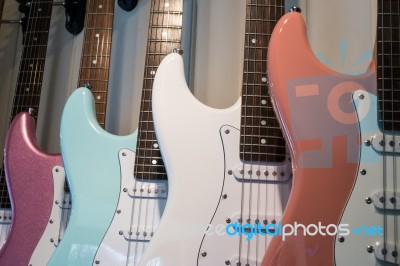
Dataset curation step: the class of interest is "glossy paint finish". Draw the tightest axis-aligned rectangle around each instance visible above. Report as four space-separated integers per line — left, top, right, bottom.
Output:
49 87 137 265
0 113 63 266
262 12 376 265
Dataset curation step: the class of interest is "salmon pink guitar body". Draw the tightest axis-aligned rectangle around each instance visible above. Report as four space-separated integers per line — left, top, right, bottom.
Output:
263 11 376 265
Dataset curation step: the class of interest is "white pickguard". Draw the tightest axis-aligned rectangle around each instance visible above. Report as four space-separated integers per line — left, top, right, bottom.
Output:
198 125 291 265
336 90 400 265
138 53 291 266
94 149 167 266
29 166 65 265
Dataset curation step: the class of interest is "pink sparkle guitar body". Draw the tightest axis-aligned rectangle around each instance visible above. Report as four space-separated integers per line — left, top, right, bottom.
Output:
263 12 376 265
0 113 64 266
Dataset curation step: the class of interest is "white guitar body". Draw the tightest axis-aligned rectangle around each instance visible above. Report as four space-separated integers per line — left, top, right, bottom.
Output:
336 90 400 265
94 149 167 265
139 53 291 266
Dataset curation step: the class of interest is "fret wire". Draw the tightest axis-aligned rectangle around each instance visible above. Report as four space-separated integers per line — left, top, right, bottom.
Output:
134 0 183 179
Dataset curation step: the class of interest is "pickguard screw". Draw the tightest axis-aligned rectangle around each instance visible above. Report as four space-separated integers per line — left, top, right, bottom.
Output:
358 94 365 100
95 260 100 264
338 236 345 242
365 197 372 204
390 197 396 204
222 194 227 199
225 260 231 265
364 140 371 146
392 250 398 257
123 188 127 192
122 152 126 156
50 238 54 243
119 230 123 235
367 246 374 253
55 200 59 204
381 248 387 255
225 129 230 134
226 218 231 223
379 140 385 146
360 169 367 175
49 219 53 224
201 252 207 257
55 168 59 172
379 197 385 203
117 209 121 214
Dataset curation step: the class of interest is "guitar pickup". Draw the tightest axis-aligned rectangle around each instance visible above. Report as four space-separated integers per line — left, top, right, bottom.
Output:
231 163 290 183
121 227 154 242
127 182 168 199
372 191 400 211
0 209 12 225
371 133 400 154
375 242 399 265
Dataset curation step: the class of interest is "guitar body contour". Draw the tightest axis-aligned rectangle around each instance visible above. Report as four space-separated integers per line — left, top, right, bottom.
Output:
0 113 64 266
48 87 138 265
139 53 291 266
262 12 376 265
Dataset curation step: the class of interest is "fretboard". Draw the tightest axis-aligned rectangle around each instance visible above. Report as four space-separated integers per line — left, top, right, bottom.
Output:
240 0 286 162
377 0 400 132
77 0 115 128
134 0 183 180
0 0 53 209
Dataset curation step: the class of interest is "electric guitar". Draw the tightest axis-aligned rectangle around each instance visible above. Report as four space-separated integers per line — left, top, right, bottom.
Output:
0 1 66 265
49 0 183 265
336 1 400 265
261 10 377 266
139 1 291 265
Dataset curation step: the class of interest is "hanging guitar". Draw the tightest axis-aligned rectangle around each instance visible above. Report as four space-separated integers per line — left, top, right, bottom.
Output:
139 1 291 265
336 1 399 265
261 7 378 266
48 0 183 265
0 1 66 265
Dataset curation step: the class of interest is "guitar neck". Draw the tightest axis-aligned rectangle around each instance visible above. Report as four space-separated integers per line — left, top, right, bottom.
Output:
134 0 183 180
377 0 400 132
240 0 286 162
77 0 115 128
0 0 53 209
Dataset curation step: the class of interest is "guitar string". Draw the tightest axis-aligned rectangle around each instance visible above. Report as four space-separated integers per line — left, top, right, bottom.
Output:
391 0 398 263
379 0 389 262
238 0 252 261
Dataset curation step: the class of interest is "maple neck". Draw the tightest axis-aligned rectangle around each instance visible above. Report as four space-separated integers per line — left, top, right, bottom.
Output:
240 0 286 162
377 0 400 132
77 0 115 128
1 0 53 209
134 0 183 180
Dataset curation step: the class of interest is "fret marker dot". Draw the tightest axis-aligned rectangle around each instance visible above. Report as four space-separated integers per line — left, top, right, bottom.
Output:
261 120 266 126
261 99 267 105
153 143 159 148
150 70 156 75
26 88 29 91
38 8 42 12
92 60 97 64
99 4 103 8
252 38 256 44
162 31 168 37
95 33 100 38
96 95 101 100
165 3 170 7
262 77 267 82
152 160 157 165
30 64 33 68
34 37 37 41
261 139 267 144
